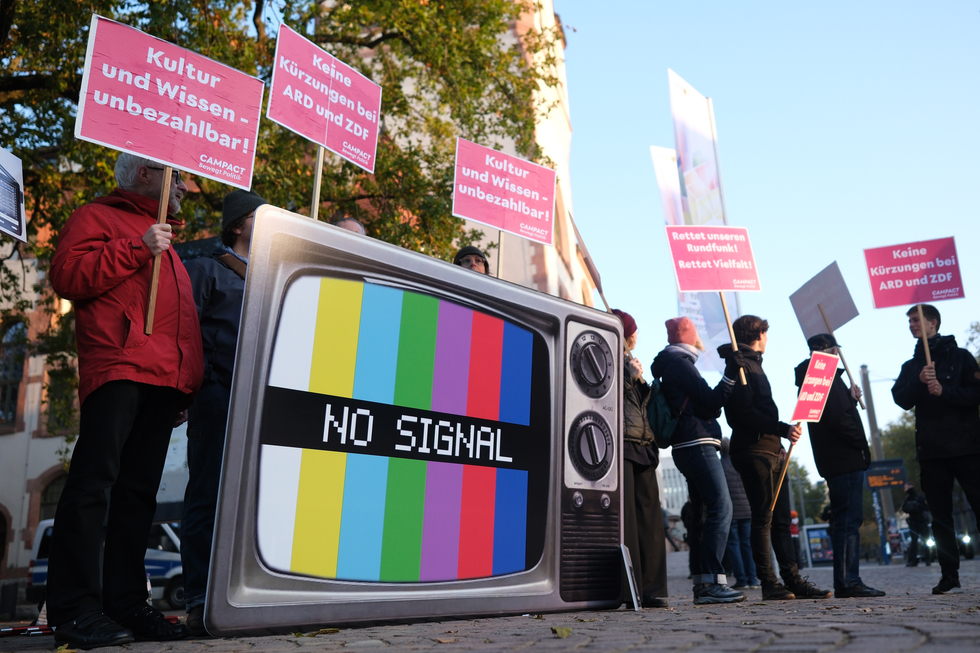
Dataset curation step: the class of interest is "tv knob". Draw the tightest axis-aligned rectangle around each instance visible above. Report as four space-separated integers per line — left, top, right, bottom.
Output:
567 411 614 481
569 330 615 398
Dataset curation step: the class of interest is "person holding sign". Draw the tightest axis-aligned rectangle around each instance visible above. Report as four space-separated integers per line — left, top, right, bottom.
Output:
718 316 832 601
892 304 980 595
613 310 669 609
651 317 744 604
45 153 203 648
794 334 883 599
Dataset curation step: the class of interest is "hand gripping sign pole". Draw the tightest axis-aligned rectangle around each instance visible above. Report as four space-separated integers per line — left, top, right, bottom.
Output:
816 303 865 409
144 165 173 334
718 292 746 385
771 351 840 511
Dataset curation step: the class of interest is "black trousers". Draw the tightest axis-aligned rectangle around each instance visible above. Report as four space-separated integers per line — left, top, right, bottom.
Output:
919 454 980 577
730 450 799 587
46 381 184 625
623 460 668 600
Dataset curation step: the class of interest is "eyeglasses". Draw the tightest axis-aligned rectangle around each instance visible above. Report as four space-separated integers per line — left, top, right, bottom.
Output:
146 167 183 184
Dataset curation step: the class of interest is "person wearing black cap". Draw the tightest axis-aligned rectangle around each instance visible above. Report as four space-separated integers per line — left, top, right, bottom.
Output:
794 334 882 598
453 245 491 275
180 189 267 635
613 309 668 608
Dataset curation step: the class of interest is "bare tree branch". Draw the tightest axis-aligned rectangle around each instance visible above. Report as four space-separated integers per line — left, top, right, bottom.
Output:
0 0 15 59
315 31 408 50
0 73 82 104
253 0 267 45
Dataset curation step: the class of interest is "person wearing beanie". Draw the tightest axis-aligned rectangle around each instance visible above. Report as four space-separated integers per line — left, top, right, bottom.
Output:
651 317 746 604
180 189 267 635
718 315 832 602
453 245 491 275
612 309 669 608
794 334 881 598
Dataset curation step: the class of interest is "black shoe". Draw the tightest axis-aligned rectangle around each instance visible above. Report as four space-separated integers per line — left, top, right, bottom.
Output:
54 613 135 650
932 575 964 595
116 604 190 641
642 596 669 608
761 582 795 601
693 583 745 604
835 584 886 598
788 576 833 599
186 604 208 637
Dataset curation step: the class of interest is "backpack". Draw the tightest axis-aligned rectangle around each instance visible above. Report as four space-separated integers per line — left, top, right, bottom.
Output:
645 377 689 449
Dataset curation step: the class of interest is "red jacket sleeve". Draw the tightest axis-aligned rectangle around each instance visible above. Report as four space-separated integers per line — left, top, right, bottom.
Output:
50 205 155 300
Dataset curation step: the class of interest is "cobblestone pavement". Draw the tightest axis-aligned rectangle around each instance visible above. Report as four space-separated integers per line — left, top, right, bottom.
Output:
3 553 979 652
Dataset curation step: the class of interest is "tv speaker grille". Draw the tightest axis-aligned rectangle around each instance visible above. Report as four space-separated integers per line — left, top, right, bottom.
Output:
559 512 620 602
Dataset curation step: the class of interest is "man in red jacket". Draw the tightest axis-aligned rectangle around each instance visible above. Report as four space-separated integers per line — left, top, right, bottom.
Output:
45 153 204 649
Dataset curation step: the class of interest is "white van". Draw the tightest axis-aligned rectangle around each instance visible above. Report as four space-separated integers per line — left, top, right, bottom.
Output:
26 519 185 610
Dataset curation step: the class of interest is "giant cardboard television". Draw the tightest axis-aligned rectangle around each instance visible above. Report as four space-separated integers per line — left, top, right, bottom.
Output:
206 206 624 634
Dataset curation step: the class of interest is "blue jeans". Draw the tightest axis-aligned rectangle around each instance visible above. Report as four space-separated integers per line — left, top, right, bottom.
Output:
673 444 733 585
180 381 231 610
726 518 758 586
825 469 865 590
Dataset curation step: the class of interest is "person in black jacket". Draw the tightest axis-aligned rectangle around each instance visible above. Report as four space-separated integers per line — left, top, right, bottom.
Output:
795 334 883 598
891 303 980 594
180 190 266 635
651 317 744 604
718 315 832 601
613 309 668 608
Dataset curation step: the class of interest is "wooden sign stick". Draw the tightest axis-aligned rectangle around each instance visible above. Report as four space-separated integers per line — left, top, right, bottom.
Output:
916 304 933 366
310 145 326 222
719 292 747 385
770 436 797 512
144 164 172 335
816 303 866 410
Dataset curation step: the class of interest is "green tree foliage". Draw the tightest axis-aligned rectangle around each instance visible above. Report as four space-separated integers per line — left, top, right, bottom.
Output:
881 410 917 508
785 459 828 524
1 0 560 445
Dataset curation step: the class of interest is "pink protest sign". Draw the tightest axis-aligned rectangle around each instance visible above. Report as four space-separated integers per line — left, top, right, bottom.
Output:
451 138 556 245
664 225 761 293
75 15 264 190
864 237 962 309
267 25 382 173
791 352 840 423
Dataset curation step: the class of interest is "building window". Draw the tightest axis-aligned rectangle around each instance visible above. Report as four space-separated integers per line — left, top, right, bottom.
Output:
40 475 66 521
0 322 26 429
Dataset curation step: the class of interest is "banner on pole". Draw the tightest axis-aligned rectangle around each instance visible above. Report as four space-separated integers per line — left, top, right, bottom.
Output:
791 352 839 423
863 237 962 308
668 70 725 226
0 146 27 242
664 225 760 293
451 138 555 246
790 261 859 341
75 15 264 190
267 25 382 174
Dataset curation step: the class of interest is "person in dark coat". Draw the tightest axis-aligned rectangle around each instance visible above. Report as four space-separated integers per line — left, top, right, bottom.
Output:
892 303 980 594
721 438 759 589
718 315 831 601
651 317 745 605
180 190 266 635
902 483 931 566
613 309 668 608
795 334 883 598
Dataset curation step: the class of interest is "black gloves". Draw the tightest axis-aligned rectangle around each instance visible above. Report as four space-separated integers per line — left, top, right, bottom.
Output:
724 349 747 380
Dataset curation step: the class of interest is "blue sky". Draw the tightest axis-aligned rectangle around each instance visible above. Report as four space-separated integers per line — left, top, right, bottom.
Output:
557 1 980 479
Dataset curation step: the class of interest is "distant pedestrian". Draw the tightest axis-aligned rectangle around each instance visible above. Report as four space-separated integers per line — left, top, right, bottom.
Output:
721 438 759 590
663 512 681 552
652 317 745 605
892 304 980 594
613 309 668 608
795 333 883 598
453 245 491 275
718 315 832 601
902 484 931 567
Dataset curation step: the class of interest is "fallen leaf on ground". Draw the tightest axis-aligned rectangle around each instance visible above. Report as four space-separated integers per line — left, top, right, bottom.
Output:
552 627 572 639
534 614 544 620
859 608 872 612
575 618 597 622
742 621 758 625
435 637 457 644
444 630 458 634
903 607 917 611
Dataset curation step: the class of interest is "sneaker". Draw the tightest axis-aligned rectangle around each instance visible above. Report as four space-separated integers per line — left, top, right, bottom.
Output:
788 576 833 599
54 613 135 650
761 582 795 601
932 575 964 595
693 583 745 604
186 604 208 637
835 584 886 598
116 604 190 641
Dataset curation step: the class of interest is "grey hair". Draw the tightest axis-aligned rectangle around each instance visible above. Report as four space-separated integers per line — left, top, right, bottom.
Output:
115 153 159 191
